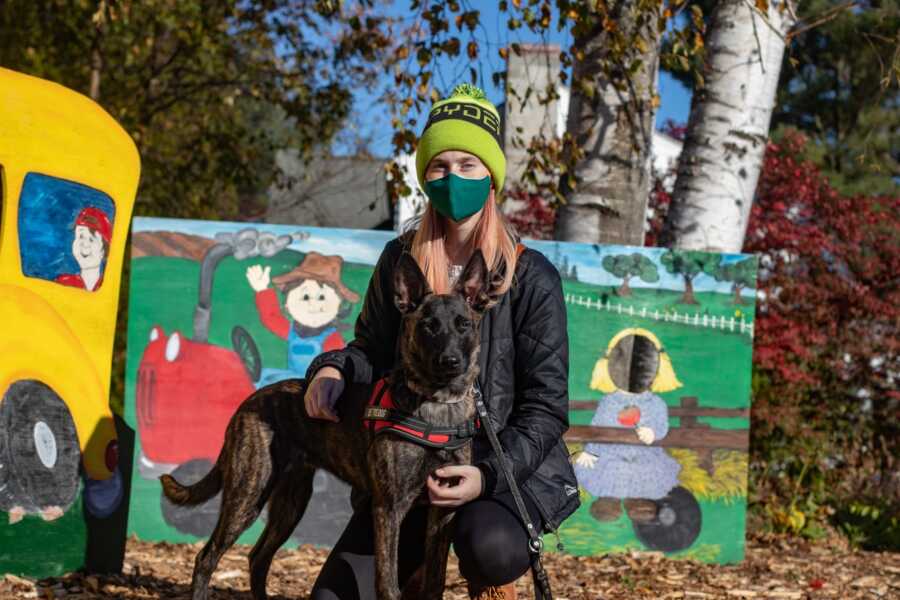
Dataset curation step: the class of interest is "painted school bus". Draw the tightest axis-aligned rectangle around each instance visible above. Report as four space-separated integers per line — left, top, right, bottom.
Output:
0 67 140 520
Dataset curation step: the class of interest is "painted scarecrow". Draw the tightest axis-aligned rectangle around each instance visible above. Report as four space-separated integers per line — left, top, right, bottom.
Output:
246 251 360 386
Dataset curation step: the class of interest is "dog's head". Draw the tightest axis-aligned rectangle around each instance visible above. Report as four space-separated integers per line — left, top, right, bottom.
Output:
393 250 494 399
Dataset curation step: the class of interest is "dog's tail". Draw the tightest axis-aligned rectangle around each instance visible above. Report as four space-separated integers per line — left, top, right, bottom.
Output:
160 464 223 506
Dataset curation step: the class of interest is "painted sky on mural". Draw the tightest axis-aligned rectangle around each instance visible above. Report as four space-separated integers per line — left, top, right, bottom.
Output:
134 217 756 296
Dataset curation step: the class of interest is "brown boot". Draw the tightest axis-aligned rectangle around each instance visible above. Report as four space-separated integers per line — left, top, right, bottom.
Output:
623 498 658 523
590 497 622 522
466 582 517 599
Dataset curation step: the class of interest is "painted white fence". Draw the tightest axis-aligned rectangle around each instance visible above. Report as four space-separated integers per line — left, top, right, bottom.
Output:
564 293 755 338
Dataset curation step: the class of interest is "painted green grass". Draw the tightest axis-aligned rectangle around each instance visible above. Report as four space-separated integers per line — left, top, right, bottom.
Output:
564 280 757 321
0 496 87 577
123 255 753 561
563 283 754 411
555 493 746 563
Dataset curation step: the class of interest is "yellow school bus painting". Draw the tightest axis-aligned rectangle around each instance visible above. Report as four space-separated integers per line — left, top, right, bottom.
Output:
0 67 140 525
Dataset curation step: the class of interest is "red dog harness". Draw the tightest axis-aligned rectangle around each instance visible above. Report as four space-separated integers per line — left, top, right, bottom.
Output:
362 378 480 450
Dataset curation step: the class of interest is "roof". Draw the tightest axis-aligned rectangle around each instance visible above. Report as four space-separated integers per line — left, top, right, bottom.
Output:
265 149 391 229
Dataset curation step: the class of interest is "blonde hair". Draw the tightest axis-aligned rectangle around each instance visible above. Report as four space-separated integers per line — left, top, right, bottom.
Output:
590 327 682 393
410 187 519 295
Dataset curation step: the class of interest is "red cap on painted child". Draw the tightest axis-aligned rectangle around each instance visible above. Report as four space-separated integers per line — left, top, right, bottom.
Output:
74 206 112 243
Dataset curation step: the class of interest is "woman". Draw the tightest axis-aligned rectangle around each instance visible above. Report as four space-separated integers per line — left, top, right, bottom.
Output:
303 84 579 600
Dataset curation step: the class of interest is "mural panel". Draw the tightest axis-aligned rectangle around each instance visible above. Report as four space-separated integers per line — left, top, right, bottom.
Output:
125 217 756 563
0 67 140 578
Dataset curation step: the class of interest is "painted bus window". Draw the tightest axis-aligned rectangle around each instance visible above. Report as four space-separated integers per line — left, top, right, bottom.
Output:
18 173 116 291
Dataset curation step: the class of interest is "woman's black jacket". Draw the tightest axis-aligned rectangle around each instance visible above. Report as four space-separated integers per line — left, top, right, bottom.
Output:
305 233 581 533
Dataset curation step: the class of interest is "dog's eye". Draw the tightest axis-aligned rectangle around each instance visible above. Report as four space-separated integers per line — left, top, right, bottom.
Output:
456 317 472 329
421 319 439 335
302 294 310 301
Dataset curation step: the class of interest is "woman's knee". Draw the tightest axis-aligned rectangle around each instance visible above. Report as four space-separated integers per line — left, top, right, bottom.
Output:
454 507 531 586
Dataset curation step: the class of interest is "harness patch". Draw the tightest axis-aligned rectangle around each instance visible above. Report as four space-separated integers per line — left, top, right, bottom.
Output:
362 378 480 450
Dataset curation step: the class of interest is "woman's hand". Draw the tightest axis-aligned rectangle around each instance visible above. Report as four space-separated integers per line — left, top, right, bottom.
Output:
304 366 344 422
426 465 483 507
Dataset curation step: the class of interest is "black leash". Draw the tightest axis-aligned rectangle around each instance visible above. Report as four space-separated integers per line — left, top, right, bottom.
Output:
473 385 554 600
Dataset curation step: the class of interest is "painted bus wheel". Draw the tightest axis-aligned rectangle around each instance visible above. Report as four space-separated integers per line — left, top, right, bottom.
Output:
160 459 221 537
0 416 12 509
632 486 702 553
0 380 81 513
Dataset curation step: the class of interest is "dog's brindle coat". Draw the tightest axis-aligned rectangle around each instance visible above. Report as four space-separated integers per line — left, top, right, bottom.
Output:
161 250 499 600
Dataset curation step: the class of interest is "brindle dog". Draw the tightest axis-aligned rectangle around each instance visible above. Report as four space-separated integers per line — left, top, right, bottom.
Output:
161 250 498 600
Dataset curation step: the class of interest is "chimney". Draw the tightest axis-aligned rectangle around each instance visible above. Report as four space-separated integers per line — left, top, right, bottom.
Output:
503 44 561 189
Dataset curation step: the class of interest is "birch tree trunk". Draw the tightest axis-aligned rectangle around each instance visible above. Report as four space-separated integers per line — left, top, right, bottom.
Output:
555 1 663 246
662 0 797 252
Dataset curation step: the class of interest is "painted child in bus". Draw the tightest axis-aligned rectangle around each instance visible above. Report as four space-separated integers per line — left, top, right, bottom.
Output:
246 252 359 386
55 206 112 292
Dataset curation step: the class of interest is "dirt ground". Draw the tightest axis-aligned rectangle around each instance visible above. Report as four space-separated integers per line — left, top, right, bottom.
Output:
2 533 897 599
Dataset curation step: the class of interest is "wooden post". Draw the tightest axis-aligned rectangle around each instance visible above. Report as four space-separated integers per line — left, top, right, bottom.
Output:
564 425 747 449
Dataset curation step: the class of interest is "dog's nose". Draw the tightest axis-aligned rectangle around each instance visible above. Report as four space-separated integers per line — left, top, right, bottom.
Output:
439 354 461 369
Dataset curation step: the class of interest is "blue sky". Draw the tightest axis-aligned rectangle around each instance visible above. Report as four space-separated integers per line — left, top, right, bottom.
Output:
332 2 692 158
133 218 755 296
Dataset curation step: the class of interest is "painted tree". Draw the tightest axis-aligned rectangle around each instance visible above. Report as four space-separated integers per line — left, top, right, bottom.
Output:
659 250 720 304
662 0 798 252
713 257 757 305
602 253 660 296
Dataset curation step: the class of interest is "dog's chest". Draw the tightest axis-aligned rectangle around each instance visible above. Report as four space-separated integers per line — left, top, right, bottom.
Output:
415 399 473 428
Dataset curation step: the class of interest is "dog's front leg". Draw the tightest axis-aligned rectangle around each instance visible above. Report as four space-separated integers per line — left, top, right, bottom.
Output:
372 494 418 600
422 506 454 600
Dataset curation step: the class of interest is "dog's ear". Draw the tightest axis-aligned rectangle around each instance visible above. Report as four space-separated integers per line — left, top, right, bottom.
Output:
394 253 431 314
453 250 491 313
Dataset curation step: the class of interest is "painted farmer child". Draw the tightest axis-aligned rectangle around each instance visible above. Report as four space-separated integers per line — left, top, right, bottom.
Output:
246 252 360 386
55 206 111 291
574 328 683 523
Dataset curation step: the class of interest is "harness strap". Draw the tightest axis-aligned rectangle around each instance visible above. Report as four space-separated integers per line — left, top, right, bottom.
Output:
474 382 554 600
362 381 481 450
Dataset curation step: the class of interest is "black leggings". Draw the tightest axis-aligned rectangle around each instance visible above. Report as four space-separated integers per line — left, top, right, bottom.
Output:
310 490 544 600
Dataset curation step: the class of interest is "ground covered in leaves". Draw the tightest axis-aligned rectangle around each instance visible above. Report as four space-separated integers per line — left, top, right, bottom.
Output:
2 533 897 599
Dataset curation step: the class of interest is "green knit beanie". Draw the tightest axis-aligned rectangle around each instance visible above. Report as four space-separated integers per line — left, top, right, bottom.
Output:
416 83 506 193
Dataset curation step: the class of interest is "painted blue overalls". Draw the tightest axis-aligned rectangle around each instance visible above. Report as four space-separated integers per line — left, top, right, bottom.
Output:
257 326 338 388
